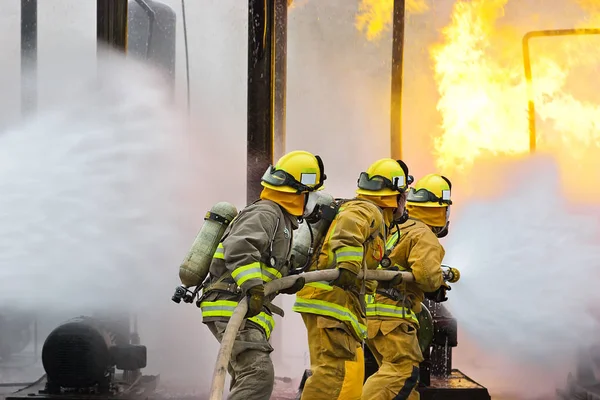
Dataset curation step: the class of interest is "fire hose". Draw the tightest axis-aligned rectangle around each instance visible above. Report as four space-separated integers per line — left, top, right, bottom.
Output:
208 268 414 400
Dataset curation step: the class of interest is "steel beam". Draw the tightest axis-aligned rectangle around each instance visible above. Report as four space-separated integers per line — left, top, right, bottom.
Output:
523 28 600 153
97 0 129 52
20 0 37 116
247 0 288 205
390 0 405 159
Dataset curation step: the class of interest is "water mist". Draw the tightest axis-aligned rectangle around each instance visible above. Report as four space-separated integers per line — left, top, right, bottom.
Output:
445 155 600 398
0 48 231 394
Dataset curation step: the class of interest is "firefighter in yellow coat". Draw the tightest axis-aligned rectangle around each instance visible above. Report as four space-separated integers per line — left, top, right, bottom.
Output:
362 173 453 400
293 158 413 400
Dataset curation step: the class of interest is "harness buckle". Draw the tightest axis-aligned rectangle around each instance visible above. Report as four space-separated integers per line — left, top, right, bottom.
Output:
376 287 413 309
206 281 242 295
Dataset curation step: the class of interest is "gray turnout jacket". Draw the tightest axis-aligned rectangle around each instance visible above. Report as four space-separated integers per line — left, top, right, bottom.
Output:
199 199 299 336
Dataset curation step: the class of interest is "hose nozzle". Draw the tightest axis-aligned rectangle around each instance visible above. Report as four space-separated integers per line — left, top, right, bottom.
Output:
441 265 460 283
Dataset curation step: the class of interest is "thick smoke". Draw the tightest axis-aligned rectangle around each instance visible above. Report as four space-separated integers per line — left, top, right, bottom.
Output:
445 154 600 398
0 51 202 313
0 46 241 392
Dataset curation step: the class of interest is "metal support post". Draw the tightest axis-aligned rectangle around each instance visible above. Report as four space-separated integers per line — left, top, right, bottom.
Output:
21 0 37 116
97 0 129 52
247 0 288 205
390 0 405 159
523 28 600 153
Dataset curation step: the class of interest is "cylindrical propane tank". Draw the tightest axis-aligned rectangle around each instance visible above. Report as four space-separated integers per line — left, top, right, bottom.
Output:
290 192 338 273
179 202 238 287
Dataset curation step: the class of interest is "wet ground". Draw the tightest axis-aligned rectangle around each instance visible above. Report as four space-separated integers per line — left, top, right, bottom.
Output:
0 356 586 400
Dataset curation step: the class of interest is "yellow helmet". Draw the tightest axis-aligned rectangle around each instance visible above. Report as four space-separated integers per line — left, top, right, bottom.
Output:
407 174 452 207
261 150 326 194
356 158 413 196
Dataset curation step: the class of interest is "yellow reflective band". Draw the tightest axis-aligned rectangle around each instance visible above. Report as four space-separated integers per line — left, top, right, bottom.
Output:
292 298 367 340
305 281 333 291
377 263 408 271
200 300 276 339
365 294 375 304
231 262 263 286
335 246 363 263
213 243 225 259
385 232 399 251
366 302 419 324
394 264 408 271
262 265 282 282
248 313 275 338
200 300 237 318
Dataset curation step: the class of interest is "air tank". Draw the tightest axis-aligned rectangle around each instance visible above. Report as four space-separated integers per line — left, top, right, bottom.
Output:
178 202 238 287
290 192 337 273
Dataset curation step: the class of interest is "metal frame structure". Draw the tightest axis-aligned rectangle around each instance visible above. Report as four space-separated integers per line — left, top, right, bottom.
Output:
523 28 600 153
97 0 129 52
391 0 406 160
246 0 288 205
21 0 37 116
245 0 406 203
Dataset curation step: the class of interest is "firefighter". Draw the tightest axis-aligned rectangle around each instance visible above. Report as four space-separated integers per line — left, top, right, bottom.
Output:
362 173 453 400
199 150 326 400
293 158 412 400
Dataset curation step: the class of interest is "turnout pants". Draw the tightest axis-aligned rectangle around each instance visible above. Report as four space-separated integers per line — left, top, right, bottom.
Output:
206 320 275 400
362 319 423 400
300 313 364 400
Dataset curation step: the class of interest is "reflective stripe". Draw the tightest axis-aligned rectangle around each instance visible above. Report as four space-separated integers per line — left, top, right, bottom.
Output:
200 300 275 338
335 245 363 263
262 265 282 282
221 258 282 286
305 281 333 291
200 300 237 317
385 232 399 251
377 263 408 271
231 262 263 286
292 298 367 340
213 243 225 259
365 302 419 324
249 313 275 338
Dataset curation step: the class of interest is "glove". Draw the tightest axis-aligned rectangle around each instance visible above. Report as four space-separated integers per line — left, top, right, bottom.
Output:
378 266 404 289
245 285 265 318
279 276 306 295
331 267 358 289
424 283 450 303
365 279 378 295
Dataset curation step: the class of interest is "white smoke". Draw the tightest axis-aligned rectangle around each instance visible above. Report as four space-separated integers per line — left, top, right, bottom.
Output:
0 51 203 313
0 46 232 392
445 154 600 398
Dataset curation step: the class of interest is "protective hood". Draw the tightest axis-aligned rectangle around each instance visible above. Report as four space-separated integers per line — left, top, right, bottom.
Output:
260 187 305 216
356 194 398 209
356 194 397 225
406 204 447 227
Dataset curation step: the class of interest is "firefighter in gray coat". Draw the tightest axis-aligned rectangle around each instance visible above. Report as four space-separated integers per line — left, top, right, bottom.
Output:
199 150 326 400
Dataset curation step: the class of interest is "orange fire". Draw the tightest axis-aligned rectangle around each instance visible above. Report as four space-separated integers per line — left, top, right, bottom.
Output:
356 0 600 199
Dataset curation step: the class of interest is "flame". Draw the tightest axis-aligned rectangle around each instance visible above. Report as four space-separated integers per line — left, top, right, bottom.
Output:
430 0 600 199
574 0 600 13
356 0 600 199
355 0 430 41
